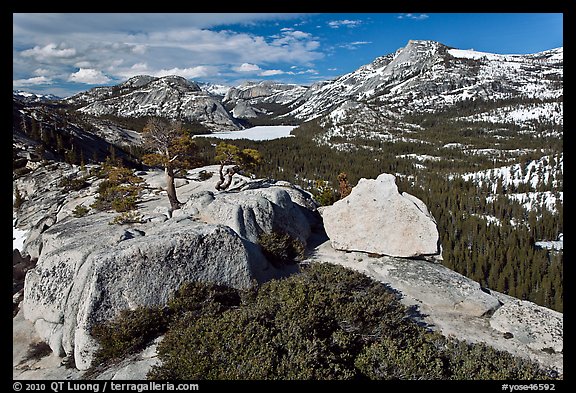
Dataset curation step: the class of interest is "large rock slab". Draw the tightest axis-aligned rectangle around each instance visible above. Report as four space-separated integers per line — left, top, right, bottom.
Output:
23 214 279 370
188 186 312 246
305 236 563 374
489 292 563 354
321 173 440 257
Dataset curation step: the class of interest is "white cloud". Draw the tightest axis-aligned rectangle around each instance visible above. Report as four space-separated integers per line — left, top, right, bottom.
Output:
339 41 372 50
397 14 429 20
21 43 77 60
233 63 262 72
74 61 93 68
154 66 217 79
68 68 111 84
271 29 312 43
259 69 285 76
328 19 362 29
13 13 309 36
131 44 147 55
33 68 52 76
286 68 318 75
13 14 325 94
13 76 53 87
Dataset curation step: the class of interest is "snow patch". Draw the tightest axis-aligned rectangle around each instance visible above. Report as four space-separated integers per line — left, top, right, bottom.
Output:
535 234 563 251
13 218 28 252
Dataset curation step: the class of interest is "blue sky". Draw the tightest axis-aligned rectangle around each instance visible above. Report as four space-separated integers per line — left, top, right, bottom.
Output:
13 13 563 97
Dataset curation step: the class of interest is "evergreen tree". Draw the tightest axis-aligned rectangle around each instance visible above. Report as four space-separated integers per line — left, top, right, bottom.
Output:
141 118 202 212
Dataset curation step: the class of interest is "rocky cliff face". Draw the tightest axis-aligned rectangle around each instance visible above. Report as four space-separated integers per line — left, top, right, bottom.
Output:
288 40 563 121
223 80 306 120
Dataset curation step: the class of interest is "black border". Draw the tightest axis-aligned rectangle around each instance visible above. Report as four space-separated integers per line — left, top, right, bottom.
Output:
8 1 571 388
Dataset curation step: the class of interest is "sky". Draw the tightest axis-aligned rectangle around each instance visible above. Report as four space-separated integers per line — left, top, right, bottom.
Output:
13 13 563 98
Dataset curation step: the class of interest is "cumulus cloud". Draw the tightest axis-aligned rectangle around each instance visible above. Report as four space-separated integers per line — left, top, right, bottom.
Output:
397 14 429 20
233 63 262 72
21 43 77 60
13 13 307 37
13 13 324 95
33 68 52 76
68 68 111 84
327 19 362 29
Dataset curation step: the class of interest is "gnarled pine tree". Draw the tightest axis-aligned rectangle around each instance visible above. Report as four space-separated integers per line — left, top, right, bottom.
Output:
141 118 200 212
215 142 262 191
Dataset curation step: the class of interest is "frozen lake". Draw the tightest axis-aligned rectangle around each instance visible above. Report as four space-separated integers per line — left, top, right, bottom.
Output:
197 125 297 141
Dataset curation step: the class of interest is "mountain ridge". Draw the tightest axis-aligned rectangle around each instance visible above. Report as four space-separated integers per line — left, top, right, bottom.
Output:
14 39 563 137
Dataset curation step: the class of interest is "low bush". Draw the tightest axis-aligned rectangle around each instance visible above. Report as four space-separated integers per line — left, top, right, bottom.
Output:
90 306 168 366
90 164 144 213
88 281 240 372
25 341 52 361
258 231 305 266
109 210 144 225
90 263 560 380
198 170 213 181
72 204 90 218
59 176 89 192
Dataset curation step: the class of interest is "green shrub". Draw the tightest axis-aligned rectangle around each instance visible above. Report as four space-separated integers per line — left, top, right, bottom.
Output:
59 176 88 192
313 185 338 206
258 231 305 266
149 263 423 380
167 281 241 318
90 263 559 381
90 306 168 366
25 341 52 361
109 210 144 225
72 204 90 218
88 281 240 373
90 162 145 212
91 184 138 212
198 170 213 181
111 193 139 212
147 263 558 380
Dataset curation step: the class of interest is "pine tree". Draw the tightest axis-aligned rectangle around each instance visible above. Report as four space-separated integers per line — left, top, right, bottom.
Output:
141 118 202 212
214 142 262 191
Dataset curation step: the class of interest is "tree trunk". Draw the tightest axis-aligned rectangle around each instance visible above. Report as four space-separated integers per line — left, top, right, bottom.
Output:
215 164 236 191
165 166 181 211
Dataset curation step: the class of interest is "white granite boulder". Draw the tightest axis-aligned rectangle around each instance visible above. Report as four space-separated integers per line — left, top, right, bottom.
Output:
321 173 440 257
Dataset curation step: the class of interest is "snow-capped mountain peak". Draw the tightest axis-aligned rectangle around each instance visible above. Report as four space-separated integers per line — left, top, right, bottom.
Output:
13 90 61 103
284 39 562 143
